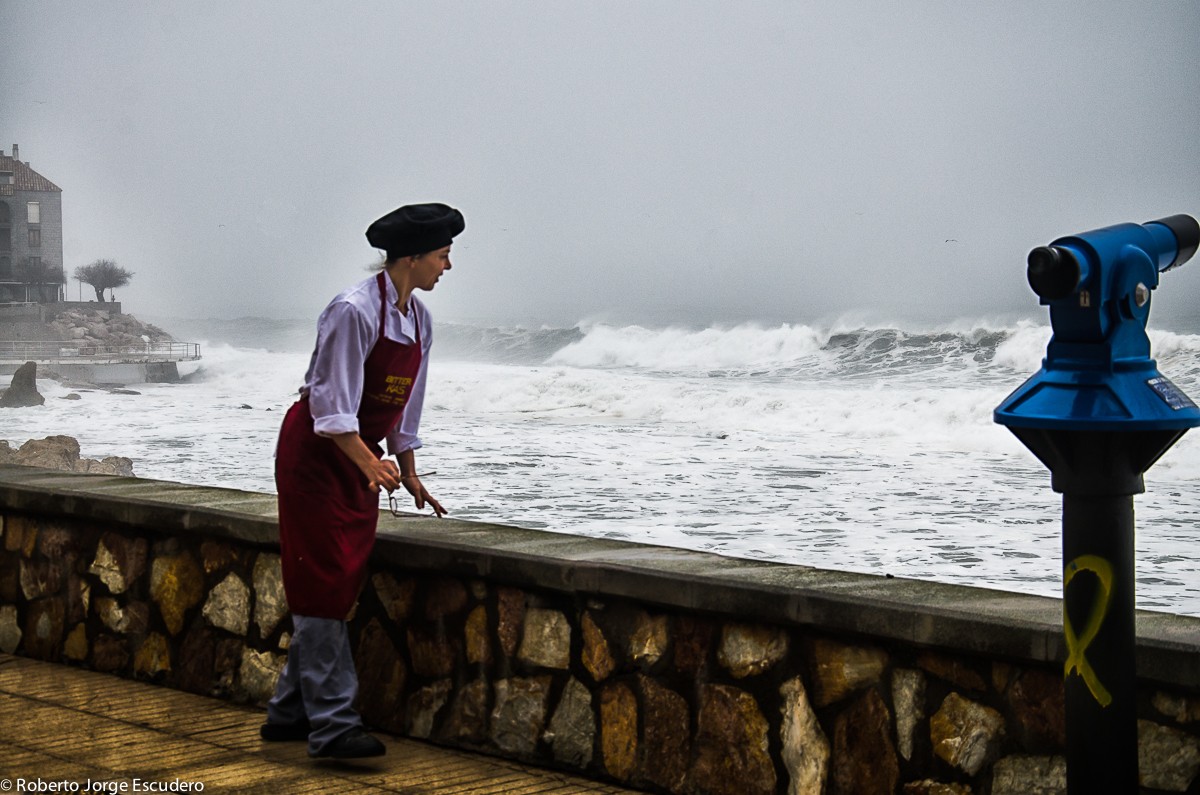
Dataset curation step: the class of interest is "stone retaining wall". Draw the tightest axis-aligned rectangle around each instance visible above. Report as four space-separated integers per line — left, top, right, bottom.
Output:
1 464 1198 794
0 303 50 342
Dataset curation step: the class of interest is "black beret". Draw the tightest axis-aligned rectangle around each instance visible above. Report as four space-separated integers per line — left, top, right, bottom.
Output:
366 203 465 258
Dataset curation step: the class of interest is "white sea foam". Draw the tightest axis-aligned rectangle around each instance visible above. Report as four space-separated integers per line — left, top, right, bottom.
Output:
4 318 1199 615
547 322 829 371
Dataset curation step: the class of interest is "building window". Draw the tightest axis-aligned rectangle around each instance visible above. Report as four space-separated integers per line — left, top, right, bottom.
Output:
0 256 10 278
0 172 12 185
29 228 41 247
27 202 40 224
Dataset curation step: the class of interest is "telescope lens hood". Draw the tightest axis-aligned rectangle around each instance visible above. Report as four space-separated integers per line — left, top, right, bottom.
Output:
1149 214 1200 271
1027 245 1080 300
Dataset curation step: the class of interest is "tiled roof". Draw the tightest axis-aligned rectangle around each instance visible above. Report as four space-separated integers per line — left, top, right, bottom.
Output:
0 152 61 192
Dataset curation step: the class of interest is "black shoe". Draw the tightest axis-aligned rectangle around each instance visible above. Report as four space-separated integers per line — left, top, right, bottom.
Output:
311 728 387 759
260 720 311 742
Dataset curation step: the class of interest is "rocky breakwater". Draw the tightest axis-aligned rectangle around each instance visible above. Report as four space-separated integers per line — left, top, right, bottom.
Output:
31 308 190 385
0 435 134 476
48 308 175 348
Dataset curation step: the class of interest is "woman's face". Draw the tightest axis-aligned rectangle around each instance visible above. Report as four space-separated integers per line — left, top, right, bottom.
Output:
412 246 453 290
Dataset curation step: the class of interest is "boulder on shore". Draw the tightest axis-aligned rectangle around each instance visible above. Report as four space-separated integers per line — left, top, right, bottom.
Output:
0 435 135 476
0 361 45 407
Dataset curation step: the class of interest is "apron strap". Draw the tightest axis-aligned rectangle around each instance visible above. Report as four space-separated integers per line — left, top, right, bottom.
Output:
375 272 388 343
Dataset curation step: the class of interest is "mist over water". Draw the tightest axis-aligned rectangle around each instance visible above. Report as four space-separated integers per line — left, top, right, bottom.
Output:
7 314 1200 616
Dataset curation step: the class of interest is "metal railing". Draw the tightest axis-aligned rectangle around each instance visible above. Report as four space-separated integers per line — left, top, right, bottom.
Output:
0 340 201 363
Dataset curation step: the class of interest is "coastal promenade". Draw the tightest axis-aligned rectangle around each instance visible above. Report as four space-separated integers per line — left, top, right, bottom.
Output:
0 653 641 794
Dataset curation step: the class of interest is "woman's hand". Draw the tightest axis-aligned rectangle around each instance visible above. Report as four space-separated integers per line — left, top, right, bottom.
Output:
329 433 400 493
402 475 447 517
366 458 402 493
395 449 446 516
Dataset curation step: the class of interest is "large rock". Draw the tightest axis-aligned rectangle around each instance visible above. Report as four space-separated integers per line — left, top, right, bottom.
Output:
239 649 285 705
202 572 250 635
0 361 45 407
441 678 489 744
407 625 458 678
372 572 415 623
2 435 134 476
407 679 453 739
134 633 171 677
780 676 830 795
518 608 571 670
89 533 147 595
719 623 789 678
150 551 205 635
496 586 525 658
95 597 149 634
75 456 135 476
464 605 491 665
990 755 1066 795
639 677 691 791
893 668 926 762
692 684 776 795
831 688 899 795
1006 668 1065 750
252 553 287 639
547 677 595 767
674 615 716 675
809 637 889 707
24 597 66 660
629 611 669 666
15 435 78 470
931 692 1005 776
1139 719 1200 792
601 682 638 781
582 611 615 681
490 676 551 755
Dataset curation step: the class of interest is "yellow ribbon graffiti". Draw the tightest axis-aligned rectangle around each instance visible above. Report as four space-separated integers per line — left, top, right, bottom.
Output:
1063 554 1114 707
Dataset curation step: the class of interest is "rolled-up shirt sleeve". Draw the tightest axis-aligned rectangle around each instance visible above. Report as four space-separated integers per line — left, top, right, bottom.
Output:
306 301 375 437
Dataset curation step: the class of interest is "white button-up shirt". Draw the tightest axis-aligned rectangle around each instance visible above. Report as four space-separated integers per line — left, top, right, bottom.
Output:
299 273 430 454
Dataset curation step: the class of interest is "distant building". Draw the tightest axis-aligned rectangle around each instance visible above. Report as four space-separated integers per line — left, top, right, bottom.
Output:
0 144 64 303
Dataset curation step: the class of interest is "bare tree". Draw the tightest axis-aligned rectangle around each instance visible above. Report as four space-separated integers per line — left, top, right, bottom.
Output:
74 259 134 302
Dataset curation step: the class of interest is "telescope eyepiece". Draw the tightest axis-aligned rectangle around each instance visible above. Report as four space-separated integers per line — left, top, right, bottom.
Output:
1149 214 1200 271
1028 245 1081 300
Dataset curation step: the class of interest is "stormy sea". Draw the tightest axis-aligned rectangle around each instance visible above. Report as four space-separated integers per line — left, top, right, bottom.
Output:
4 316 1200 616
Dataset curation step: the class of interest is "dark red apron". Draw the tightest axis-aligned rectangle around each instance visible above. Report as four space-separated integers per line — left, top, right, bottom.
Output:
275 272 422 618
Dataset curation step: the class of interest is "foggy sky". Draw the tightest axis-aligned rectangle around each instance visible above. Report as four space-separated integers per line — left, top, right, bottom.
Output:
3 1 1199 329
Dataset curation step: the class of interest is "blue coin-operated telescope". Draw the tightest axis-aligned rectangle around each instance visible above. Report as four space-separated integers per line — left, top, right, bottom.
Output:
996 214 1200 436
995 214 1200 794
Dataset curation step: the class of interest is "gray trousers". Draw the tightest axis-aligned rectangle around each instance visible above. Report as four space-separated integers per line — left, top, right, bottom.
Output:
266 614 362 755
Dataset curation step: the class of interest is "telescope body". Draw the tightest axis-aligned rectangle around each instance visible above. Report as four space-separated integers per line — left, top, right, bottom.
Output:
995 215 1200 432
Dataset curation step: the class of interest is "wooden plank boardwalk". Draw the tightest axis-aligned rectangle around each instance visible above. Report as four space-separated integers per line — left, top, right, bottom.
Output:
0 654 642 794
